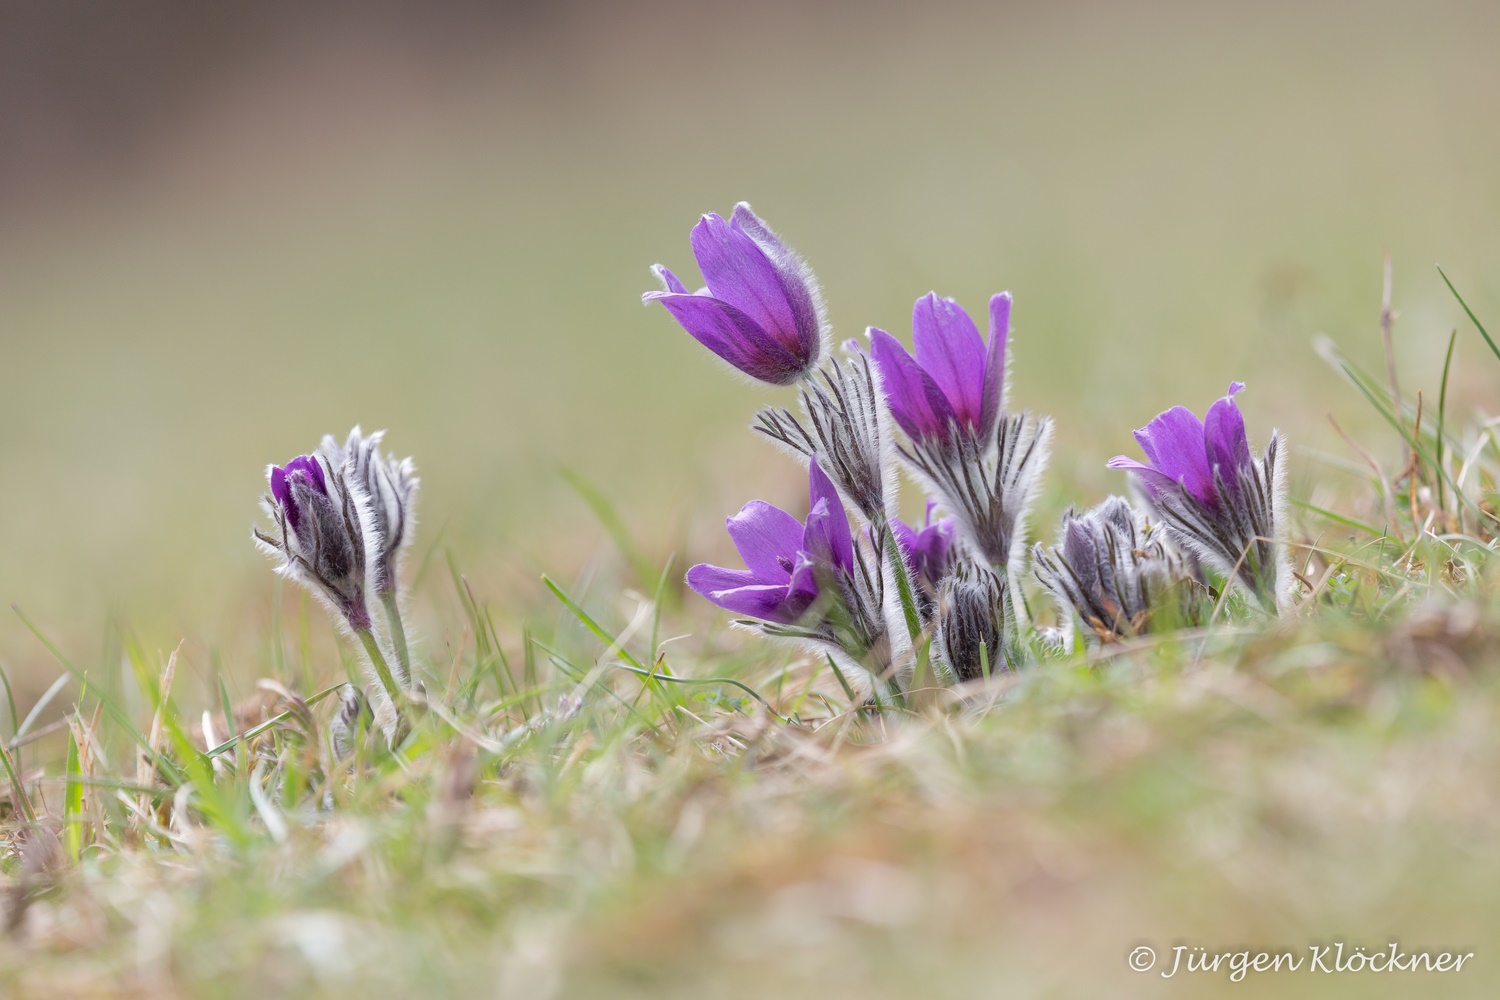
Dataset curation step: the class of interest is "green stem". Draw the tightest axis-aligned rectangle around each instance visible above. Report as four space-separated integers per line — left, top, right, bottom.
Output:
380 590 413 689
877 517 923 644
355 627 406 737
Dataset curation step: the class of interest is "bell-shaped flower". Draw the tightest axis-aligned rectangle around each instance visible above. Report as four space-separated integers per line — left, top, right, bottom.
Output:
866 291 1049 573
1108 383 1286 608
686 458 853 625
643 203 827 385
869 292 1009 446
1033 496 1206 643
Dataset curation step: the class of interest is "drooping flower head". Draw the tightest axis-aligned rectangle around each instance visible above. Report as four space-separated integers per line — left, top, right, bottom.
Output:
687 458 898 689
1108 383 1286 608
1032 496 1206 643
867 291 1049 572
869 292 1009 446
686 458 853 625
256 453 372 631
643 202 827 385
320 427 418 597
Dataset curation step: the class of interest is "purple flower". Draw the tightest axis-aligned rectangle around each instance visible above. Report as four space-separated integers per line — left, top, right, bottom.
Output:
1108 382 1251 509
1108 382 1285 608
256 452 372 631
891 498 955 594
686 458 853 624
869 292 1010 445
269 454 327 537
643 202 826 385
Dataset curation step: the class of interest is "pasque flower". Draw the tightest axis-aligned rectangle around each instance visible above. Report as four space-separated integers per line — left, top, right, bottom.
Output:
687 458 854 625
1033 496 1205 643
643 202 827 385
687 458 898 691
255 450 407 741
933 564 1015 682
870 292 1009 446
891 498 955 617
868 292 1051 572
1108 382 1286 608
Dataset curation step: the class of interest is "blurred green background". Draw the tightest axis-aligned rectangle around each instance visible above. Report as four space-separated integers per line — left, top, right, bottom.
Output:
2 0 1497 681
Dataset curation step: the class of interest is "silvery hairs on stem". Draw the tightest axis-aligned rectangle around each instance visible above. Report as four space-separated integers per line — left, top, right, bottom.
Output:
932 562 1017 683
752 347 897 525
320 427 419 599
254 448 408 741
903 411 1053 574
1033 496 1207 644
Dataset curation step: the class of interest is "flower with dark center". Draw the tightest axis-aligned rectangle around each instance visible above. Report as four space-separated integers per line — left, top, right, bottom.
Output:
867 292 1051 573
1108 382 1286 609
1033 496 1206 643
643 202 826 385
932 563 1016 683
687 458 900 693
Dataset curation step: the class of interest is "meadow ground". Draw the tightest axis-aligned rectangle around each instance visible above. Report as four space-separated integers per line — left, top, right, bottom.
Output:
3 2 1500 997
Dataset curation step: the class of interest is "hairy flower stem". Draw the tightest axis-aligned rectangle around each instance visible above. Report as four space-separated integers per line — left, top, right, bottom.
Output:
878 518 923 644
379 590 413 688
355 627 407 741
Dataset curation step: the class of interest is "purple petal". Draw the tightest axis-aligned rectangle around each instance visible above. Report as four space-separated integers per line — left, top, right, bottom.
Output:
1107 456 1180 502
804 459 854 574
729 203 823 363
978 292 1011 439
725 500 805 584
270 465 290 509
690 213 805 358
1134 406 1215 506
643 290 807 385
1203 388 1251 492
869 327 957 441
912 293 986 432
686 564 795 622
649 264 690 295
284 454 327 495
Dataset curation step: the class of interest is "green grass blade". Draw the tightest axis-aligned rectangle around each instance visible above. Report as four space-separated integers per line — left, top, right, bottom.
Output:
0 661 18 742
1437 265 1500 364
1436 328 1458 512
64 725 85 863
560 467 658 594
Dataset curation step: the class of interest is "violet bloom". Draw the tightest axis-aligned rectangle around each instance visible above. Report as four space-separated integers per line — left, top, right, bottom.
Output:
870 292 1009 446
258 454 372 630
687 459 896 685
868 292 1051 571
1108 383 1286 608
891 498 955 615
255 450 407 740
643 202 826 385
687 458 854 625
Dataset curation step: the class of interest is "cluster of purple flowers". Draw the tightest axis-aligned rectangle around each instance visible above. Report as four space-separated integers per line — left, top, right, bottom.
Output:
647 203 1286 690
